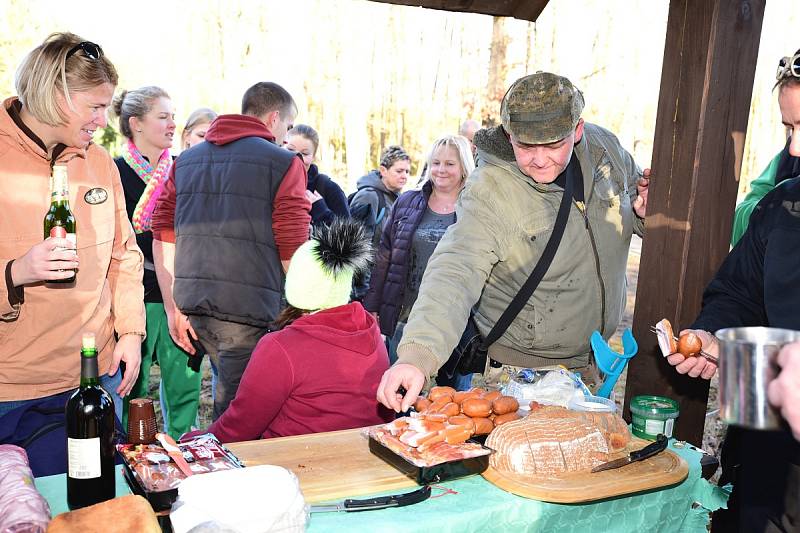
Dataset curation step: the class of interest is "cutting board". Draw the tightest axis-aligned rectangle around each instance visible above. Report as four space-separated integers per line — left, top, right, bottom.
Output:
481 437 689 503
226 428 418 503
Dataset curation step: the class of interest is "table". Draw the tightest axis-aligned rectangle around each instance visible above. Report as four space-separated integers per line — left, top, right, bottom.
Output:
37 429 729 533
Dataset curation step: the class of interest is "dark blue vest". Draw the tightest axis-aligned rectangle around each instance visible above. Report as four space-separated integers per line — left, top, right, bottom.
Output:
173 137 292 327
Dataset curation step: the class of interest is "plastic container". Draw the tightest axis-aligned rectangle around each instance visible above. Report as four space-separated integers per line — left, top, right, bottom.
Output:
630 395 680 440
568 394 617 413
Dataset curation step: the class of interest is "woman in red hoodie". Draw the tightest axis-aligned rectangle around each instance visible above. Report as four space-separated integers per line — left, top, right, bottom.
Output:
202 219 394 443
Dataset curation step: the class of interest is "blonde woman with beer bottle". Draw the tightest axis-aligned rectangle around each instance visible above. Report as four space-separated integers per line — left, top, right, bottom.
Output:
0 32 145 438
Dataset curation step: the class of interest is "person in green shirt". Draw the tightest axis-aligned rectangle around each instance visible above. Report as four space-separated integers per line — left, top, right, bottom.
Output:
731 49 800 246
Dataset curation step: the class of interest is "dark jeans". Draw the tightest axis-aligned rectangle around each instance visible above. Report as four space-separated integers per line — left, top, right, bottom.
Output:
712 426 800 532
0 370 124 421
189 316 269 421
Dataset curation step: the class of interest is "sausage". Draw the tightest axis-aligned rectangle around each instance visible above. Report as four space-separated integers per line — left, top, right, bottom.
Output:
443 426 472 445
493 412 521 426
419 412 448 424
447 415 476 434
471 417 494 435
413 397 432 412
461 398 492 418
492 396 519 415
428 386 456 402
482 390 502 402
678 332 703 358
437 402 461 417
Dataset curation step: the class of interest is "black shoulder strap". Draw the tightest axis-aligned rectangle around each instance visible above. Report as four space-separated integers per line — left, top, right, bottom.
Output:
482 155 580 349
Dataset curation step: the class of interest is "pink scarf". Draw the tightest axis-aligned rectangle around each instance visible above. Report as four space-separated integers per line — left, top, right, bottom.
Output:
122 140 171 233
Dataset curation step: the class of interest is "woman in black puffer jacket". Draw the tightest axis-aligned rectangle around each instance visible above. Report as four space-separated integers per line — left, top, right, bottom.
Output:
364 134 475 388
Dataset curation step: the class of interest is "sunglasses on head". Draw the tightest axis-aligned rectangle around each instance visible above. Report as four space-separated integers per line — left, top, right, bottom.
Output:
65 41 103 61
776 52 800 81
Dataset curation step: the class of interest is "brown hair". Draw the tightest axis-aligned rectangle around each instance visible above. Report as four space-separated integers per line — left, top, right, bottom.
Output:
272 305 309 330
379 145 410 169
15 32 118 126
241 82 296 119
111 86 170 140
181 107 218 149
287 124 319 154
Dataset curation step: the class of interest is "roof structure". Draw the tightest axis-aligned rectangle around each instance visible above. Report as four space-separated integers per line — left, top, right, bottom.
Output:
368 0 550 22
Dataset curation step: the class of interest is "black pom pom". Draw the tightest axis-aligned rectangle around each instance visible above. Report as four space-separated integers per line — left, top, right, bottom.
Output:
311 218 373 276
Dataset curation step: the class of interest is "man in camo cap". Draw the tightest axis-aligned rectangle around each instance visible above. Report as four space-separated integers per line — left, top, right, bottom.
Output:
377 72 650 411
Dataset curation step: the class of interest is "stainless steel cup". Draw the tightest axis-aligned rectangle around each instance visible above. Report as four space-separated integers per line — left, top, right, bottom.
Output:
716 327 800 430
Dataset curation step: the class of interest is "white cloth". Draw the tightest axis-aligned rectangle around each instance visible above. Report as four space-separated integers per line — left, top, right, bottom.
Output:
170 465 308 533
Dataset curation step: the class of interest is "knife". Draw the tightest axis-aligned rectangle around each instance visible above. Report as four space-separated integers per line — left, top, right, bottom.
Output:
591 434 669 473
309 485 431 513
155 432 195 478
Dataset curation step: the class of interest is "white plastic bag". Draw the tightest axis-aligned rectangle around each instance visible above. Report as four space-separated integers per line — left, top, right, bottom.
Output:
170 465 308 533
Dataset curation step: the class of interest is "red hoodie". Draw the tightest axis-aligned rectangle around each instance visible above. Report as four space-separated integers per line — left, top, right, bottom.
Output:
205 302 394 442
151 114 310 260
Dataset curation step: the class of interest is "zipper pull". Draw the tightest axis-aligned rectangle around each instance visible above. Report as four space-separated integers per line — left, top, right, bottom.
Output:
575 201 588 228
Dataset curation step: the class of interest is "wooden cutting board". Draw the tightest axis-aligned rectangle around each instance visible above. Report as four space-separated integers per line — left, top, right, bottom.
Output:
226 428 418 503
481 437 689 503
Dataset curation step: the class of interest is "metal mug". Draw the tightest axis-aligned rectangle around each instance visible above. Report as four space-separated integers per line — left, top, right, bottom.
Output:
716 327 800 430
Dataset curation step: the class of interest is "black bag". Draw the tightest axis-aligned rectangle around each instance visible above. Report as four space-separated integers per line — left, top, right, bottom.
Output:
442 155 581 377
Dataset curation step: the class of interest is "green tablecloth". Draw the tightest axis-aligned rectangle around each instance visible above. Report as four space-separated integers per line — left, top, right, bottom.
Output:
35 468 132 516
36 442 728 532
306 442 729 533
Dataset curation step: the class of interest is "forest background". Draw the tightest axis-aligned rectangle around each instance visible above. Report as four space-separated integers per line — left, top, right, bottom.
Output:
1 0 799 199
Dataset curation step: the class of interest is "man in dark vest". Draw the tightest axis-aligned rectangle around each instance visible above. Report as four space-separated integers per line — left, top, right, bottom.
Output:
152 82 311 419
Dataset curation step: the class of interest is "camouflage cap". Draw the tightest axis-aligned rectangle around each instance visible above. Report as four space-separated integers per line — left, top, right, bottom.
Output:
500 72 585 144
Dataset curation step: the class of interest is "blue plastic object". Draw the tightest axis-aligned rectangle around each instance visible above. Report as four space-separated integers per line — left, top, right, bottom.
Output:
590 328 638 399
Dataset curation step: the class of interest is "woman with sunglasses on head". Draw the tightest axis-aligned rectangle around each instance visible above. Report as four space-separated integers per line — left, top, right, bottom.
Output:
730 49 800 246
111 87 201 440
0 34 145 435
181 108 217 151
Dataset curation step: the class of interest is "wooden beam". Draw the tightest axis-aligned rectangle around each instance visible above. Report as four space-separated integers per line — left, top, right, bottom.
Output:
624 0 765 445
367 0 550 22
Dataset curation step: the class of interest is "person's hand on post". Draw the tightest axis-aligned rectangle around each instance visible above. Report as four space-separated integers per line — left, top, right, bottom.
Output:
632 168 650 218
305 190 323 204
376 364 426 412
165 307 197 355
10 238 79 285
665 329 719 379
108 333 142 397
767 341 800 441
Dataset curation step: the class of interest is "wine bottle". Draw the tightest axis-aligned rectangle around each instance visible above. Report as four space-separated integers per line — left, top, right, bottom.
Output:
43 164 77 284
66 333 115 510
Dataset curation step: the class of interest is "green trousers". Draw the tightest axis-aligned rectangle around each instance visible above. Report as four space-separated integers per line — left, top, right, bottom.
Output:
123 302 202 440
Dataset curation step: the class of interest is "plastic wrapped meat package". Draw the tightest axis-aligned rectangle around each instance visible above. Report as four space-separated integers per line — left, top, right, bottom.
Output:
117 433 244 495
0 444 51 533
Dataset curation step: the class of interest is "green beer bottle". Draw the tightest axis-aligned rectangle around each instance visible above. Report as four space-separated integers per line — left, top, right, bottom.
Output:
43 164 77 284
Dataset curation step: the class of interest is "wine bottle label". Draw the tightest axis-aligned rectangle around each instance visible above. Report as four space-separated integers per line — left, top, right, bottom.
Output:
67 437 101 479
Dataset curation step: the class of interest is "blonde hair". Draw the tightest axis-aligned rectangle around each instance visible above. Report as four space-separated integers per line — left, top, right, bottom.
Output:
111 86 170 140
15 32 118 126
425 135 475 183
181 107 218 149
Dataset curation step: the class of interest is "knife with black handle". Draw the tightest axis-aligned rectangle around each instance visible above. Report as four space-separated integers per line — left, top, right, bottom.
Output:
591 434 669 473
309 485 431 513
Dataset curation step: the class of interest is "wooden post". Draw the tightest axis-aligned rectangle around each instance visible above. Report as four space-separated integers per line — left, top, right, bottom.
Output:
624 0 765 445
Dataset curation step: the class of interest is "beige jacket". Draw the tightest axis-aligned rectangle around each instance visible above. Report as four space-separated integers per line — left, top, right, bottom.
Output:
397 124 644 376
0 97 145 401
